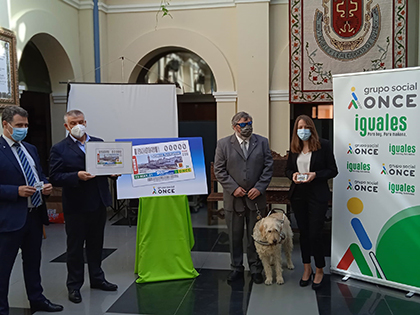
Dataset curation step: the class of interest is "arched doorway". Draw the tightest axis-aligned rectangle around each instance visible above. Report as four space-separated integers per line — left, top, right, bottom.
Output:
18 40 51 174
135 49 217 199
18 33 74 174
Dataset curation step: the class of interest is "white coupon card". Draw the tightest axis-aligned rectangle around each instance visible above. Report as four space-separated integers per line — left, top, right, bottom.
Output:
86 142 133 176
34 181 44 191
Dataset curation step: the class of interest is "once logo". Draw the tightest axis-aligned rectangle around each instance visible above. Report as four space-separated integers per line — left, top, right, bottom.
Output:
384 164 416 177
363 94 417 109
348 87 362 109
155 186 176 194
158 188 175 194
348 179 379 193
348 143 379 155
389 169 416 177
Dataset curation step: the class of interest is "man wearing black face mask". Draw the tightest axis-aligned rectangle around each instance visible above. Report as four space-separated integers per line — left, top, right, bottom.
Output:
0 106 63 314
49 109 117 304
214 112 273 284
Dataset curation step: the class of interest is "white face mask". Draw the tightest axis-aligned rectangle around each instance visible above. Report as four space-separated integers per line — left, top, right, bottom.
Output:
71 124 86 138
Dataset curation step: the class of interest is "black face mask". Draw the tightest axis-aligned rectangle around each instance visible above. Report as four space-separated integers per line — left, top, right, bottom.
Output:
240 125 253 138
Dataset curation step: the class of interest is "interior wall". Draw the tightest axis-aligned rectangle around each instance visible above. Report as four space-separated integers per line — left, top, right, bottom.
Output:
10 2 82 82
0 0 10 28
78 9 95 83
269 3 289 91
236 2 269 138
99 10 109 81
7 1 89 145
269 2 290 155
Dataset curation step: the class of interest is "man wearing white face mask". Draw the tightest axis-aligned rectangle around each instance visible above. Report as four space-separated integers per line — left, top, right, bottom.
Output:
0 106 63 314
49 110 117 304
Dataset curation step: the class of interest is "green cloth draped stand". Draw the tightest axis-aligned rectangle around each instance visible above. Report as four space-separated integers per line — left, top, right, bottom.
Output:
135 195 199 283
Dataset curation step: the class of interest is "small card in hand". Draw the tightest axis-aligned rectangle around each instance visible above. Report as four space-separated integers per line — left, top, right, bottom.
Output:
34 181 44 191
297 174 308 181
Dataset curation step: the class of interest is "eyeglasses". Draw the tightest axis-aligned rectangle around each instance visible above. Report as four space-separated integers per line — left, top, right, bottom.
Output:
236 121 253 128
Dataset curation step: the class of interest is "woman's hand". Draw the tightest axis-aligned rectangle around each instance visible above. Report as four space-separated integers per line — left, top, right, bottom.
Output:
292 172 301 184
302 172 316 183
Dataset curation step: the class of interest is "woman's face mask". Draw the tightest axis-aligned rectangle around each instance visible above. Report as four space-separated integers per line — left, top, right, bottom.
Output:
297 128 311 141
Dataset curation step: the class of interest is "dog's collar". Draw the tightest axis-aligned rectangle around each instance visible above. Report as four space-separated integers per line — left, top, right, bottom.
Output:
252 236 277 246
252 234 286 246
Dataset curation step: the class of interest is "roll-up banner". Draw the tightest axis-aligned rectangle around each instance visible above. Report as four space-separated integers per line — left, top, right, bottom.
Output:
332 67 420 294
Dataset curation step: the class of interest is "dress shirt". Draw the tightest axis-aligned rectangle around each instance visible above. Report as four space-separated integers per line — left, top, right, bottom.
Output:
235 133 250 151
2 135 42 208
69 133 91 153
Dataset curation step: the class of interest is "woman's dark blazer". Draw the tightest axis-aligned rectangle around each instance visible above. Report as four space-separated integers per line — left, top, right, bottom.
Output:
285 138 338 203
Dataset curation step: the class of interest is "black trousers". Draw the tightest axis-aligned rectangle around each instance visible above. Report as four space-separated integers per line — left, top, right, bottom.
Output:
291 187 328 269
0 209 45 315
64 206 107 290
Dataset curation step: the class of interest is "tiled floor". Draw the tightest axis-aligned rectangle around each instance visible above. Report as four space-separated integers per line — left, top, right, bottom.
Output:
7 206 420 315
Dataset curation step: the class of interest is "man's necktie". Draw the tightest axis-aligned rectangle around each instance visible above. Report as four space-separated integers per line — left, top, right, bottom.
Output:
13 143 42 207
242 140 248 158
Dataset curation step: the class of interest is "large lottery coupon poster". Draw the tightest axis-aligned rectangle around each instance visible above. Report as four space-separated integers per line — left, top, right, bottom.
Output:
332 67 420 294
131 140 195 187
116 137 207 199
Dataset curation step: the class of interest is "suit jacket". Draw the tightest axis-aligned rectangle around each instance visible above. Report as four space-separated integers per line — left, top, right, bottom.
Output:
49 135 112 213
214 133 273 211
0 136 49 232
285 138 338 202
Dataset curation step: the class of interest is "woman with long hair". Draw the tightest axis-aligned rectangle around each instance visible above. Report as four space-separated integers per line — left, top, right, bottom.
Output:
285 115 338 290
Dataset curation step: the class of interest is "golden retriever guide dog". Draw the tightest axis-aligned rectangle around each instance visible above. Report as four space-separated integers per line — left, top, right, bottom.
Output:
252 212 294 285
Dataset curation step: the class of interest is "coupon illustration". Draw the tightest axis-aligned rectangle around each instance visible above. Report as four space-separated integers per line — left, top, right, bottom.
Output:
131 140 195 187
96 149 124 168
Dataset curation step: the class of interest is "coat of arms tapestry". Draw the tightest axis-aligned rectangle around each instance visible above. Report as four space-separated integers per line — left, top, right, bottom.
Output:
289 0 407 103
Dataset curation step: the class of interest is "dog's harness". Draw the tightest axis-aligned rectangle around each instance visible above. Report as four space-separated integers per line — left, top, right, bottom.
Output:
252 207 287 246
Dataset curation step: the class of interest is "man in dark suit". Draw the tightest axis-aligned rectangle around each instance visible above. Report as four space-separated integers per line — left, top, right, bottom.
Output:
214 112 273 284
49 109 117 304
0 106 63 315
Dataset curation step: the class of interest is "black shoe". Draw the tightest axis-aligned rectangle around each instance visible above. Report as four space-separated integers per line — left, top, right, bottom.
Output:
251 273 264 284
91 280 118 291
30 299 63 313
312 275 324 290
227 270 244 282
299 272 313 287
68 289 82 303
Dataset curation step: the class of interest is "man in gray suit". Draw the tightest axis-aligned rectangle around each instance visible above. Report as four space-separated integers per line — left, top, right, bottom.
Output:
214 112 273 284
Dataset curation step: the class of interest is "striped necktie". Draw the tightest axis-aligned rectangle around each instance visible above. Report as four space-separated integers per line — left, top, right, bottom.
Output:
13 143 42 207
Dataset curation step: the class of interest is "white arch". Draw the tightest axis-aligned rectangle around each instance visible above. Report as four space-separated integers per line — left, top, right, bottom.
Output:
12 9 79 93
28 33 75 94
121 28 235 91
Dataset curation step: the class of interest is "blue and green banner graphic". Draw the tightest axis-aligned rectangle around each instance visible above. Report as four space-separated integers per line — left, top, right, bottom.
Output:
332 67 420 294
